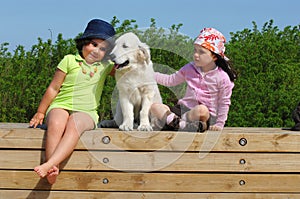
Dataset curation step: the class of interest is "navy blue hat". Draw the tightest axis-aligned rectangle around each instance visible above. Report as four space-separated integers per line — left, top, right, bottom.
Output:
76 19 116 45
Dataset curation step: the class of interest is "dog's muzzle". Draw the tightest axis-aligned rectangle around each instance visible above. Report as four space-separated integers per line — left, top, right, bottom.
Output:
114 60 129 69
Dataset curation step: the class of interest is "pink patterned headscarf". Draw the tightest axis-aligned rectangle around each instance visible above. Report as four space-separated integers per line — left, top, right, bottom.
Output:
194 28 227 59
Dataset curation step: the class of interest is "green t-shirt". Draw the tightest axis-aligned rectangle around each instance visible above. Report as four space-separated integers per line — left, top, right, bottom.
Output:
47 53 114 125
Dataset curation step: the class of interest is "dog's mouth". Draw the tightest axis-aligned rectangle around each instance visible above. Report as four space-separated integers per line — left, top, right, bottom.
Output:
114 60 129 69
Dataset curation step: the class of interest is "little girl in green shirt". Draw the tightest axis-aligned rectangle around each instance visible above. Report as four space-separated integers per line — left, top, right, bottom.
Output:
29 19 115 184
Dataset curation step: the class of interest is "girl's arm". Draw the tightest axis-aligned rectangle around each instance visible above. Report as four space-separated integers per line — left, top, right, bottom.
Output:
214 79 234 129
155 63 195 86
155 70 185 87
30 69 66 128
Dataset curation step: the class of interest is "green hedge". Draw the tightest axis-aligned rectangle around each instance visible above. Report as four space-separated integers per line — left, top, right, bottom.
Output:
226 20 300 127
0 18 299 128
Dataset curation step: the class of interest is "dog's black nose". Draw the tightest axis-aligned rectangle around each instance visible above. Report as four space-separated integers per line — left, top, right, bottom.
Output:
110 54 116 60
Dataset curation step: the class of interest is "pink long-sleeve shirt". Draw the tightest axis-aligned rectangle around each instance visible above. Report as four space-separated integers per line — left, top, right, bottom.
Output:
155 62 234 128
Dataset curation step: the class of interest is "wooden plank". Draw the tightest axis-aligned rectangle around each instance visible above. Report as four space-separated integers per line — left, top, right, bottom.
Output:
1 190 300 199
2 150 300 172
1 124 300 196
0 128 45 148
1 170 300 192
0 123 29 128
1 127 300 152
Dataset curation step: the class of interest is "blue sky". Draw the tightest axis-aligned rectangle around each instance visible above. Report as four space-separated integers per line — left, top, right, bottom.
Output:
1 0 299 52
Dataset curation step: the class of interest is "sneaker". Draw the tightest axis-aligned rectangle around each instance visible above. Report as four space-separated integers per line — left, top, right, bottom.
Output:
151 111 181 131
166 115 181 131
199 121 208 132
181 121 207 133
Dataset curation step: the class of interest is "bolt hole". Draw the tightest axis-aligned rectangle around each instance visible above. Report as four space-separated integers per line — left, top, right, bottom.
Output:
102 136 111 144
239 159 246 164
103 157 109 163
239 138 247 146
239 180 246 186
103 178 109 184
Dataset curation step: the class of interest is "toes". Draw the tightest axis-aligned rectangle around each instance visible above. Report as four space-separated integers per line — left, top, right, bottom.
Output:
137 124 153 131
34 166 46 178
47 166 59 184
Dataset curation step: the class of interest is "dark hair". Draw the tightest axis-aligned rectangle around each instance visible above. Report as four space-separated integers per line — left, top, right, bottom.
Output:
214 53 237 82
75 38 113 62
76 38 91 56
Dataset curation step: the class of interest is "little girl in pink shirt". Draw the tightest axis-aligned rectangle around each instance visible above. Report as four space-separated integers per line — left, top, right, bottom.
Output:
150 28 237 132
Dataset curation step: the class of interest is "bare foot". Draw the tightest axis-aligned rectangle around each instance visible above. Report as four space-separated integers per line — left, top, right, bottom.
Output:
47 165 59 184
34 162 52 178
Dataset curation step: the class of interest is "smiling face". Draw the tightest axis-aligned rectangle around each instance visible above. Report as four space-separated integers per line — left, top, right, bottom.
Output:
82 39 109 64
193 44 217 72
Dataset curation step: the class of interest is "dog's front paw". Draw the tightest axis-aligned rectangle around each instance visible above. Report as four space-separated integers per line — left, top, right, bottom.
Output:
119 123 133 131
137 124 153 131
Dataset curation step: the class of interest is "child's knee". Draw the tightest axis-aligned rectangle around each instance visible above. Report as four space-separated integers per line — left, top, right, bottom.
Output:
151 103 167 112
150 103 170 119
192 105 210 121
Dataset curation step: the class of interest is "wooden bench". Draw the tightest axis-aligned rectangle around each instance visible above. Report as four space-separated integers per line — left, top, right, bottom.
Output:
1 123 300 198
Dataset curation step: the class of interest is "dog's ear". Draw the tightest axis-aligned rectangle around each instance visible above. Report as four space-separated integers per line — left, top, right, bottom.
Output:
137 43 150 64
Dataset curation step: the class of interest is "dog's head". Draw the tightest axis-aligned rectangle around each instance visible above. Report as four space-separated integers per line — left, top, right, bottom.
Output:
110 32 151 70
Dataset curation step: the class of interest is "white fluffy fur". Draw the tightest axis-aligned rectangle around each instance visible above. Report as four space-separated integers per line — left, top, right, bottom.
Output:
110 32 162 131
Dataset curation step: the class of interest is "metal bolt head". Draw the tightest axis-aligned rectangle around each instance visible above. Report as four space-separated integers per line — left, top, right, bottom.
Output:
239 159 246 164
239 138 247 146
103 157 109 163
102 136 111 144
103 178 109 184
239 180 246 186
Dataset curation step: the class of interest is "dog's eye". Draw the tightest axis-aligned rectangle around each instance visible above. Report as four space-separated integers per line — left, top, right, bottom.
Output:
122 43 128 48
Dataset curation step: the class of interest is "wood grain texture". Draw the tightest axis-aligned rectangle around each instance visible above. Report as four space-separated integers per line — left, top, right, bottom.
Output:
1 125 299 152
1 123 300 198
1 190 300 199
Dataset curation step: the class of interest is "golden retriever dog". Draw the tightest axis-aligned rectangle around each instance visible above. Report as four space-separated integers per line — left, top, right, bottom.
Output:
109 32 162 131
